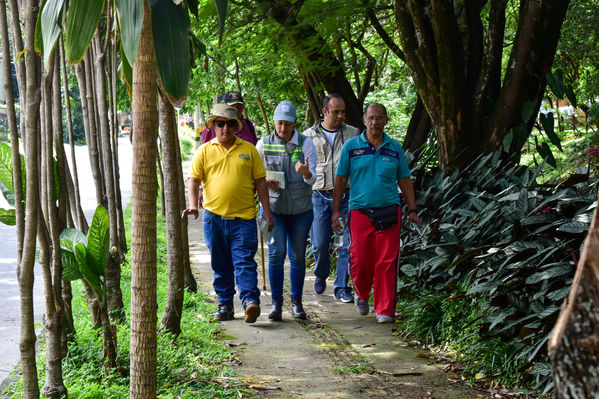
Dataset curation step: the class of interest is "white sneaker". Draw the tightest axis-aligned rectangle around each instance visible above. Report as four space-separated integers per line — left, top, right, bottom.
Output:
376 314 394 324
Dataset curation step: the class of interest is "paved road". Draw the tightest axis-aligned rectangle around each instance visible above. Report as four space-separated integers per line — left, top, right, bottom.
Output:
0 137 132 384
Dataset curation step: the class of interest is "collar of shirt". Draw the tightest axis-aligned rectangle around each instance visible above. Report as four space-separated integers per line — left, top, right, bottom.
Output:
210 136 240 149
358 131 391 148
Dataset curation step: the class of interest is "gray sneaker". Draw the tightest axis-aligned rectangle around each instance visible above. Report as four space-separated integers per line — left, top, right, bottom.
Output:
376 314 394 324
355 297 369 316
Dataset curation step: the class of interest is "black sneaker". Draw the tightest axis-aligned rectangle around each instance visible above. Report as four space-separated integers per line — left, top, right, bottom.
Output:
334 290 354 303
243 300 261 323
214 302 234 321
313 277 326 295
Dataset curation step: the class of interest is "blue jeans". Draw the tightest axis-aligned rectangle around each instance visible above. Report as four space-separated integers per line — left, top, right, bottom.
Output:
202 210 260 306
268 210 314 301
311 190 350 295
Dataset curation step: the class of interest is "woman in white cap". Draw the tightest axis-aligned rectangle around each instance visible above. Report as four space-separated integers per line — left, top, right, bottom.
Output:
256 101 317 320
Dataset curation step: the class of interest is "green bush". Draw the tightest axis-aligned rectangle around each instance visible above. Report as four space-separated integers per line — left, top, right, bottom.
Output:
397 149 593 393
179 136 195 160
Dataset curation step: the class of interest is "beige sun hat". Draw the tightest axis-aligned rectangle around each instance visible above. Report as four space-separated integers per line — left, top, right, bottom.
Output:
205 103 242 131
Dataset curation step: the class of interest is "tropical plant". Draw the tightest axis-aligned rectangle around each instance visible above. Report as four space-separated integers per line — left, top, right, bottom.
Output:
398 147 594 392
60 205 121 374
0 141 26 225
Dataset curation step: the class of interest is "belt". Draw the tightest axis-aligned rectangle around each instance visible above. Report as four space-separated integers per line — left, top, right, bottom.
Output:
205 210 243 220
315 189 334 195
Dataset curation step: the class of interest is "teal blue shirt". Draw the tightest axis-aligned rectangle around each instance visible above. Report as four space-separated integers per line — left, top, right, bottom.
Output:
336 132 411 210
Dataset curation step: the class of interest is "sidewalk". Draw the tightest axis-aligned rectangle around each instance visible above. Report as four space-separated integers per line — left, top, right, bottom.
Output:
187 216 489 398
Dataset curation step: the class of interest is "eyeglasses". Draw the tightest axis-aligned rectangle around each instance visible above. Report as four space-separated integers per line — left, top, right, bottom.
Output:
214 119 238 128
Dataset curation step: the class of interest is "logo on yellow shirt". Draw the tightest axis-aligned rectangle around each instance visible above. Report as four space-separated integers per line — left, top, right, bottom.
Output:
239 153 250 160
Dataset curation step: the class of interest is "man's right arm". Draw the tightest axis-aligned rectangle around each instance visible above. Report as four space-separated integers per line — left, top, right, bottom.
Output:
181 177 202 219
255 177 274 231
332 175 348 233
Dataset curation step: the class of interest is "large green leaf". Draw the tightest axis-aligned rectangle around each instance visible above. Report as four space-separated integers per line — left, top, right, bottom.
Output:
536 141 556 168
546 69 565 99
39 0 66 66
61 246 83 281
521 100 537 122
60 227 87 245
76 242 101 296
115 0 143 66
0 141 26 206
150 0 190 106
119 45 133 98
557 221 588 234
64 0 105 63
214 0 227 43
539 112 562 151
0 208 16 225
86 205 110 276
565 84 577 108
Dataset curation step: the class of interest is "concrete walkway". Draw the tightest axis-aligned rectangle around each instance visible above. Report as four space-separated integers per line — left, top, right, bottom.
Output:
187 216 490 398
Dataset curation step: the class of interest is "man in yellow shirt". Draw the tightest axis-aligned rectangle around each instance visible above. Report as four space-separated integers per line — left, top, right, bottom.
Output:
182 104 274 323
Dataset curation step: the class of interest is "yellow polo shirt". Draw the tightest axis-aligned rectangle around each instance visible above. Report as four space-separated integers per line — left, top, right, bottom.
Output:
189 137 266 219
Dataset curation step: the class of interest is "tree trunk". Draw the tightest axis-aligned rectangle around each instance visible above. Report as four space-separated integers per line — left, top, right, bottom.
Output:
92 34 124 316
19 3 42 397
60 37 84 231
74 55 104 205
130 2 158 397
393 0 570 170
175 135 196 293
7 0 26 141
403 95 432 161
0 0 25 260
158 89 184 335
549 192 599 398
157 149 166 217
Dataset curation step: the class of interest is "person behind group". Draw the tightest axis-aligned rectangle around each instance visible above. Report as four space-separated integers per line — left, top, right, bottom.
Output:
182 103 274 323
256 100 317 321
332 103 421 323
303 93 359 302
201 91 258 145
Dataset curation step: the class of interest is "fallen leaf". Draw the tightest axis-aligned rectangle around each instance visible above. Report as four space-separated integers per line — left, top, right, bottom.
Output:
416 353 430 358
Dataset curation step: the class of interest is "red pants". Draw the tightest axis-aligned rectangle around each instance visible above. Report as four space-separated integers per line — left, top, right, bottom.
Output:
348 208 401 317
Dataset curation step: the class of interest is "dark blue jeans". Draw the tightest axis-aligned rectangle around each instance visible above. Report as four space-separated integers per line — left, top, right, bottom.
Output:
268 210 314 301
202 210 260 306
311 190 350 295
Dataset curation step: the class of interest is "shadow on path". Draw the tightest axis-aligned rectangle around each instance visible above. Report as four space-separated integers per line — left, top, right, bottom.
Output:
187 216 490 399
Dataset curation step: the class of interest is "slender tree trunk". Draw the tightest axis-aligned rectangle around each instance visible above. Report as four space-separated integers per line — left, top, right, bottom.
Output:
7 0 26 141
175 133 196 293
158 89 184 334
60 37 84 231
0 0 25 259
19 3 42 397
157 148 165 217
92 35 124 315
84 51 106 205
51 50 75 344
549 192 599 398
130 2 158 397
39 58 67 394
109 36 127 255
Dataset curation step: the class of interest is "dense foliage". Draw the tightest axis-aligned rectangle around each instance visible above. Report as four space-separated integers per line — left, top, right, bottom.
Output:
2 207 245 399
397 148 595 392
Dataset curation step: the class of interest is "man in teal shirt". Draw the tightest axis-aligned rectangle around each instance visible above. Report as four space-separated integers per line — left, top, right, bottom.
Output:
332 103 421 323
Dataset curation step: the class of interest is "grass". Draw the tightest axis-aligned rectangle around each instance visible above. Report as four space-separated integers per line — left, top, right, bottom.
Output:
2 206 245 398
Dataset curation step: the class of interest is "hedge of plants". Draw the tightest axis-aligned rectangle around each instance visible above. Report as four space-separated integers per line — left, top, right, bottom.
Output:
397 149 596 393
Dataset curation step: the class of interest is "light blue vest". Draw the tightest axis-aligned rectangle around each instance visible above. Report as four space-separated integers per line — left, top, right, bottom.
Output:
262 133 313 215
